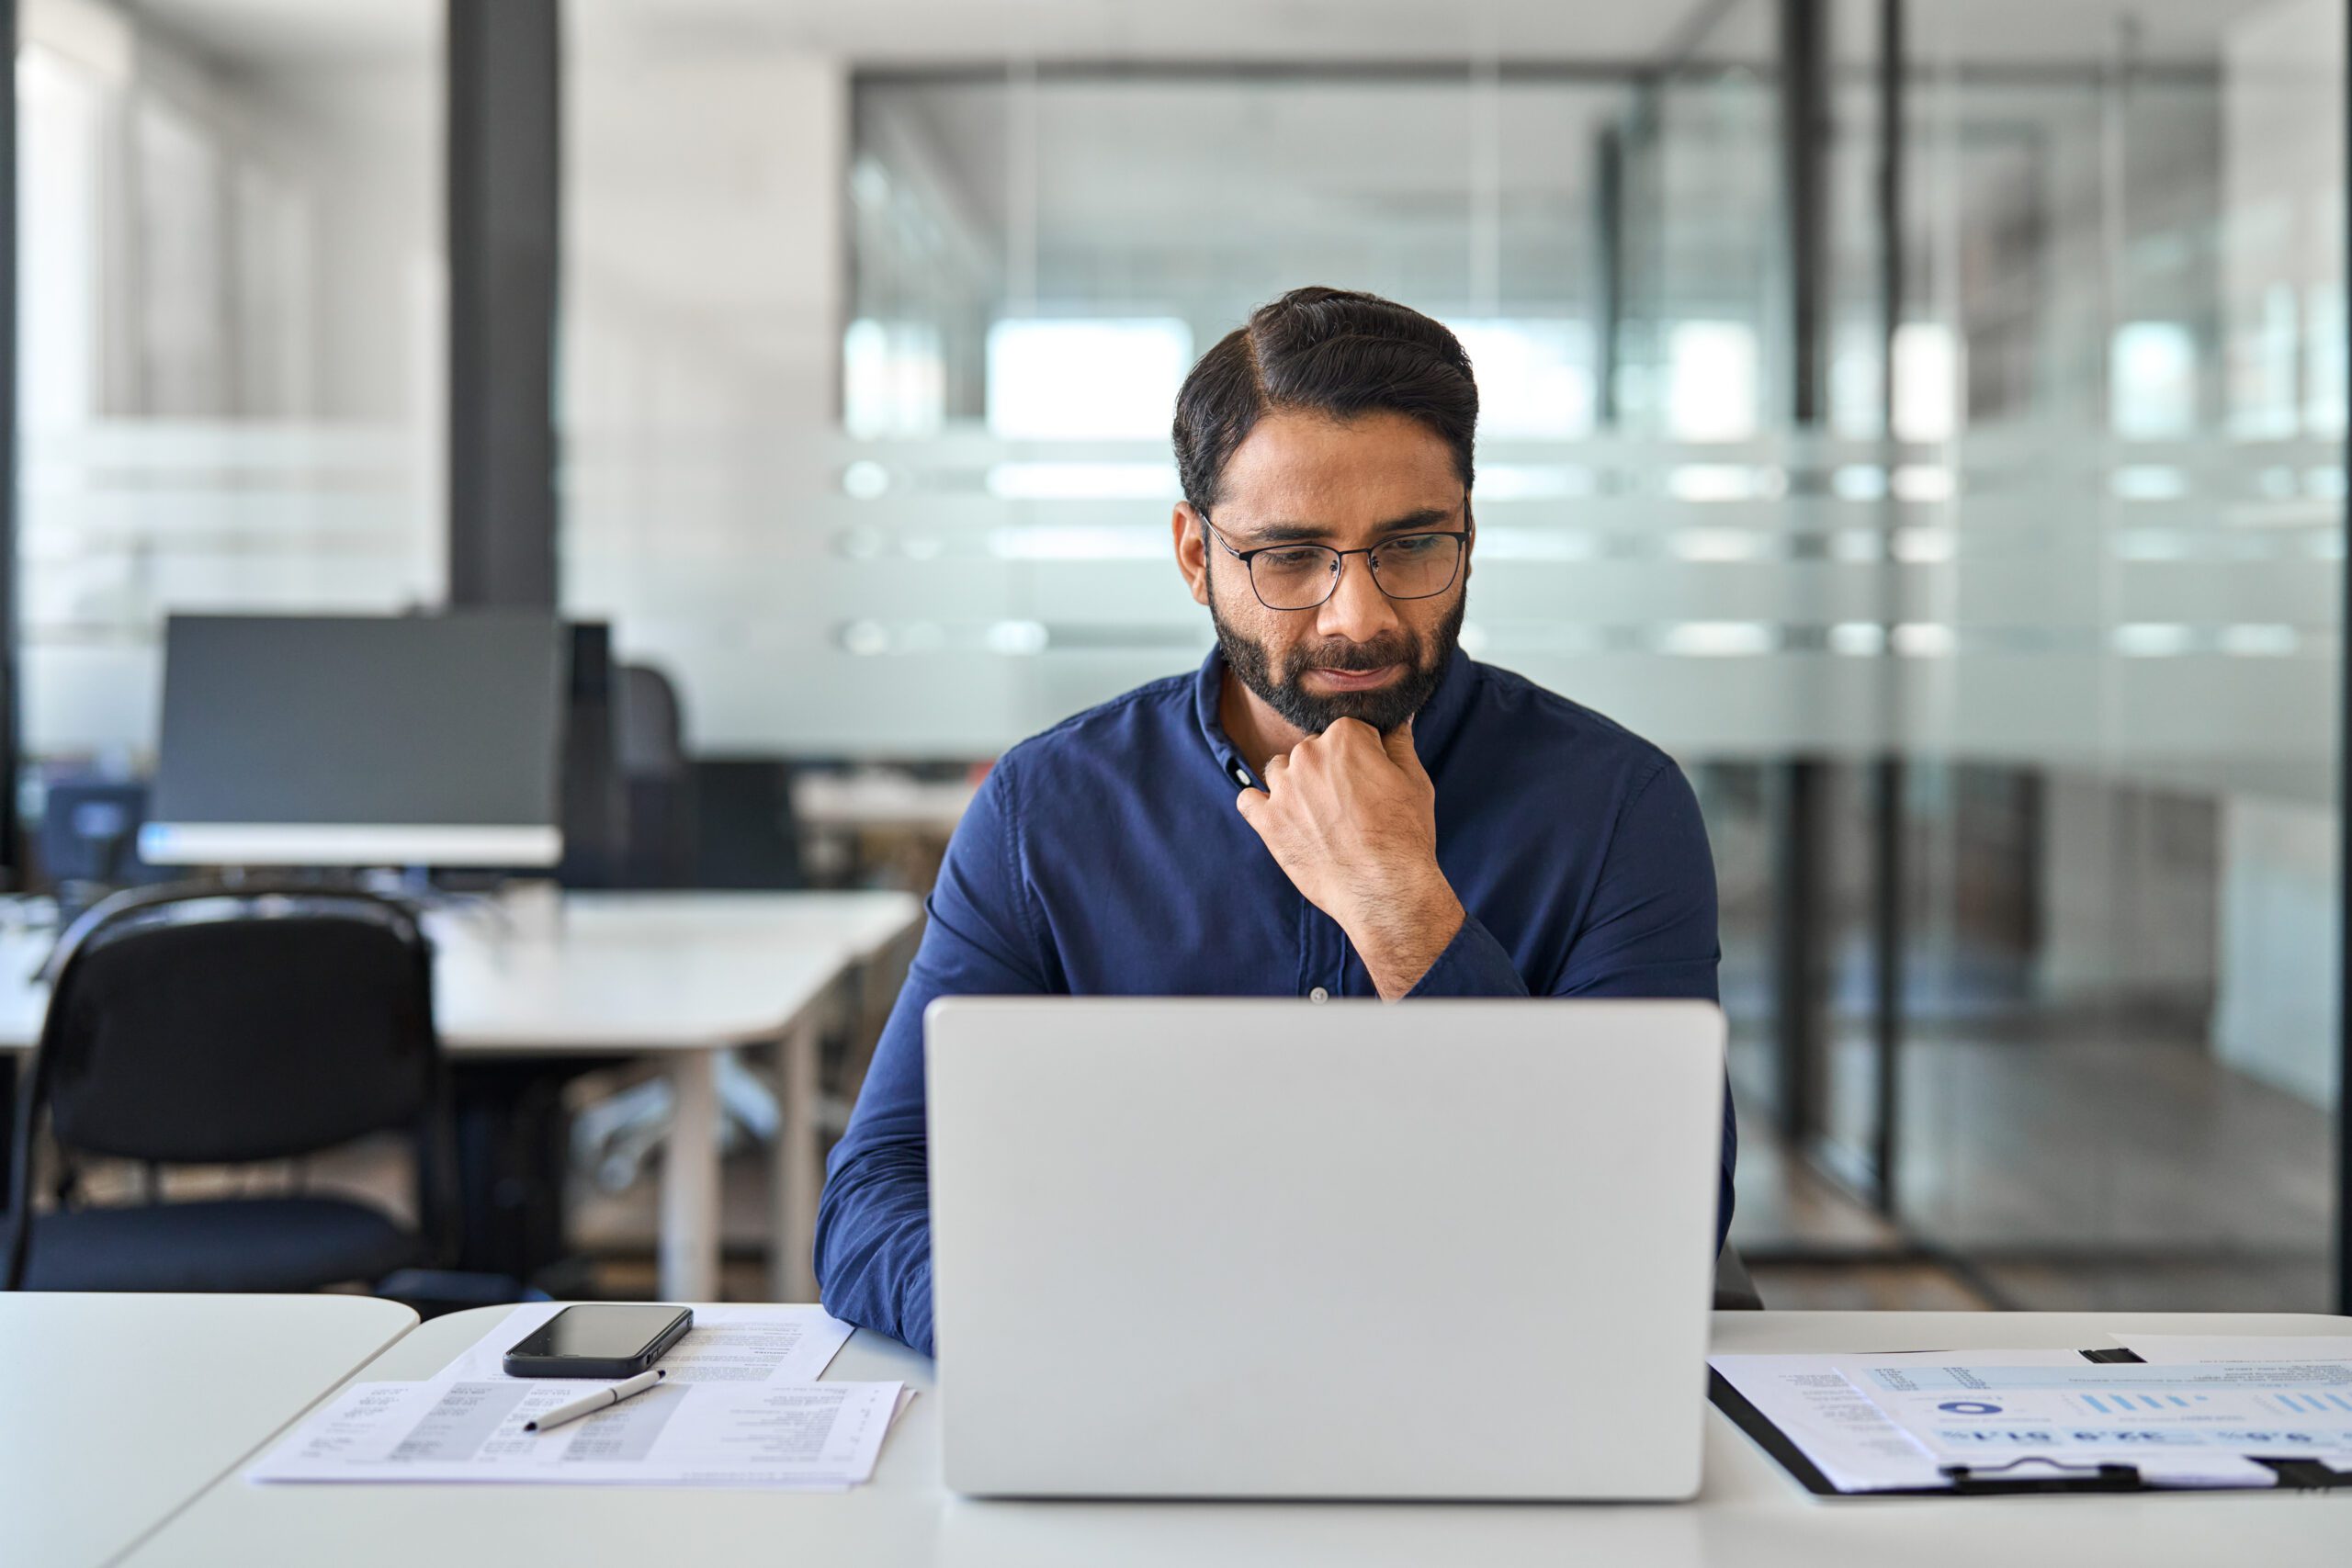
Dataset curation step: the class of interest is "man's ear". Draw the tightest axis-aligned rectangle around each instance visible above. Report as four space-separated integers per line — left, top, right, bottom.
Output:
1173 503 1211 606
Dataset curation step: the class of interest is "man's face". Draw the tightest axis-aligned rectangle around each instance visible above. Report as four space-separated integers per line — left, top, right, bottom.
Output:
1174 408 1471 736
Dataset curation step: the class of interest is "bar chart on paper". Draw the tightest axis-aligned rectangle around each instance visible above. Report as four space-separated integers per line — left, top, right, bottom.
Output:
2266 1393 2352 1415
2078 1393 2212 1414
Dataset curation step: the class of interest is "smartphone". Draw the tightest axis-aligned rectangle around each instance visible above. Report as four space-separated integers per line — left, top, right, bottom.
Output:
503 1304 694 1379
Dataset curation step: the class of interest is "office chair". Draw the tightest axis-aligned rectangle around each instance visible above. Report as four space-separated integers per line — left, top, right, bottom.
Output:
3 882 457 1292
615 663 697 887
687 758 807 888
570 665 791 1196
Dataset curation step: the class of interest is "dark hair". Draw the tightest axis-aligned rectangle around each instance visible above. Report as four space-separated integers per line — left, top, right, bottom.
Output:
1171 286 1478 517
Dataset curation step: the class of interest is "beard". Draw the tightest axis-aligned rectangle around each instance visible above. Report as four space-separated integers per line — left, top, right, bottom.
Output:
1211 574 1465 737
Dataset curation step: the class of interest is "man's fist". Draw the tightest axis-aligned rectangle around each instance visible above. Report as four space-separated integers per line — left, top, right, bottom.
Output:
1236 716 1464 999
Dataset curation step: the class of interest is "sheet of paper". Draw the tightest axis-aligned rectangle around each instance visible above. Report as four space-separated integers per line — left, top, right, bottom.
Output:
1710 1354 1944 1490
442 1303 855 1386
1832 1359 2352 1483
249 1376 904 1488
1711 1348 2091 1493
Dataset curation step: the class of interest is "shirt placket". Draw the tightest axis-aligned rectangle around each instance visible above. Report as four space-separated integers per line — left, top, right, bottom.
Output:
1299 900 1348 1002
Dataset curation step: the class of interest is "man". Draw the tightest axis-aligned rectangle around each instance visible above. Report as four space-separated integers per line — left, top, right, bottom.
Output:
816 286 1734 1354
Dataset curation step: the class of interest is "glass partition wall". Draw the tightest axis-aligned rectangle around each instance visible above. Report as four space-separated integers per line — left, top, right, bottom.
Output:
1884 2 2345 1309
14 1 445 771
556 2 2346 1310
1622 0 2345 1309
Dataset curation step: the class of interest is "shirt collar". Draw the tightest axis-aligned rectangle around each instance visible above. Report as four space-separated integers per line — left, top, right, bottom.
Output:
1191 640 1478 789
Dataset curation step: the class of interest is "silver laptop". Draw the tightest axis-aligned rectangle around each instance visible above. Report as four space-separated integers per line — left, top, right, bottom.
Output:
925 996 1725 1500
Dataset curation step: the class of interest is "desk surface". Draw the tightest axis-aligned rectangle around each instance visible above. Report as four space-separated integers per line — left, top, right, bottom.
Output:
794 773 979 831
545 890 922 964
0 889 922 1054
122 1306 2352 1568
1 1292 416 1568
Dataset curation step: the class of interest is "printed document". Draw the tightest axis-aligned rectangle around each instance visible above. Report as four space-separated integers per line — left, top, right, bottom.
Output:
249 1376 904 1489
1711 1348 2090 1493
1831 1359 2352 1484
248 1304 892 1489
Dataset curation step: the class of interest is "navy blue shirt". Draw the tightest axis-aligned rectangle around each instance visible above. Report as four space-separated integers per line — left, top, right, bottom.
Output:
815 648 1735 1354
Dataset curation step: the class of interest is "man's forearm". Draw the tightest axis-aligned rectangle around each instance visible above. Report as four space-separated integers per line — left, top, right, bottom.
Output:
1340 870 1467 1000
812 1145 938 1355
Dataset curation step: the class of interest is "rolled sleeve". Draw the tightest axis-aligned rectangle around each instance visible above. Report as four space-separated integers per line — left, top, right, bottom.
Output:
1401 912 1530 998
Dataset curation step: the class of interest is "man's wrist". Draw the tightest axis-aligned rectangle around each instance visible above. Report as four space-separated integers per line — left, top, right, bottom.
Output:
1340 870 1465 1000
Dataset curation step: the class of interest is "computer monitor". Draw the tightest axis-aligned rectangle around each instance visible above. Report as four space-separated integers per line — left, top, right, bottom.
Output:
140 612 568 868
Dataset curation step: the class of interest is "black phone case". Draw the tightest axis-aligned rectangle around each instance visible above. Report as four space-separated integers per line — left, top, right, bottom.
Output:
502 1306 694 1378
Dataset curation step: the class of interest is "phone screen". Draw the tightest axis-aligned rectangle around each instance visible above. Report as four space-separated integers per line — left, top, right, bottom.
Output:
508 1304 690 1362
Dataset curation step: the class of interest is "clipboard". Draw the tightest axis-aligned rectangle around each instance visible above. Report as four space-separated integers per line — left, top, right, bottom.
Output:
1709 1348 2352 1496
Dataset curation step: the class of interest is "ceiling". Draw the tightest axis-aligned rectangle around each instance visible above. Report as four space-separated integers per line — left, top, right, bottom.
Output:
129 0 2302 71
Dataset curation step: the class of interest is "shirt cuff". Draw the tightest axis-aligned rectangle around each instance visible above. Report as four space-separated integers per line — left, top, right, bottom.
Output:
907 1256 937 1359
1400 913 1530 998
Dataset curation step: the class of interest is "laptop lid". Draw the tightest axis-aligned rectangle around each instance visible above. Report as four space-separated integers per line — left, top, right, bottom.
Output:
926 996 1724 1499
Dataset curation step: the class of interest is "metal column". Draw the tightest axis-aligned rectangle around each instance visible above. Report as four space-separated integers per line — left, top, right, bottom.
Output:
447 0 561 608
1772 0 1831 1147
2335 0 2352 1318
1868 0 1907 1214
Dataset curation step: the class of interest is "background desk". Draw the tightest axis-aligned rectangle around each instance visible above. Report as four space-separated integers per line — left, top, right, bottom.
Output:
121 1306 2352 1568
2 1292 414 1568
0 890 922 1301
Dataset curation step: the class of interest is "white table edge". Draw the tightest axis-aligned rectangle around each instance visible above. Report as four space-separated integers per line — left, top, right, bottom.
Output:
100 1293 421 1568
116 1307 2352 1568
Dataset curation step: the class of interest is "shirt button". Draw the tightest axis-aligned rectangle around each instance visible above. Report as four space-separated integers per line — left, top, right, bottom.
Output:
1231 763 1253 786
1309 987 1329 1002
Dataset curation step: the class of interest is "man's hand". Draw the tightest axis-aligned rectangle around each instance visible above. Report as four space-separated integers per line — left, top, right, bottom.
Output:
1235 716 1465 1000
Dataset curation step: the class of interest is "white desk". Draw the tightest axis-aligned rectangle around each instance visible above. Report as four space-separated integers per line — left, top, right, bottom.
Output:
794 773 979 833
122 1306 2352 1568
2 1292 415 1568
532 891 922 967
0 890 922 1302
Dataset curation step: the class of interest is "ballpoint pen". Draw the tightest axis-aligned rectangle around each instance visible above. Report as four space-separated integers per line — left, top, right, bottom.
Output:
523 1368 668 1433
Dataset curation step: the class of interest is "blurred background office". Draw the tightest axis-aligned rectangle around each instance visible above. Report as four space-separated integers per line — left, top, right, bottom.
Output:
3 0 2345 1313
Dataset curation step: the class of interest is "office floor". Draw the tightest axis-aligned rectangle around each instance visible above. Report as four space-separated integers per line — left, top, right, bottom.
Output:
1725 1018 2334 1314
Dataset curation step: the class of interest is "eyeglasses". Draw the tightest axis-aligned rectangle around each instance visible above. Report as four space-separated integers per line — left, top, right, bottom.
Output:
1201 515 1469 612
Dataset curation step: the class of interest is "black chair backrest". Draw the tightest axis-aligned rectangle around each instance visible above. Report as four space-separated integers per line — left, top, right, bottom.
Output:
616 664 685 779
687 760 804 888
33 885 438 1165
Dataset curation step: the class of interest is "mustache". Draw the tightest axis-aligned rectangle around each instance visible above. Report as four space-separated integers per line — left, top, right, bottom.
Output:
1284 636 1417 675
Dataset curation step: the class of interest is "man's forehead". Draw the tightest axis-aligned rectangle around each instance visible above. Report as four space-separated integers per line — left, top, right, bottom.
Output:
1219 409 1457 489
1214 414 1464 537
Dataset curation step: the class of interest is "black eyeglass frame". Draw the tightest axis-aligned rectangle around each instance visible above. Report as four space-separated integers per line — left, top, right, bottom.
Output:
1198 513 1473 612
